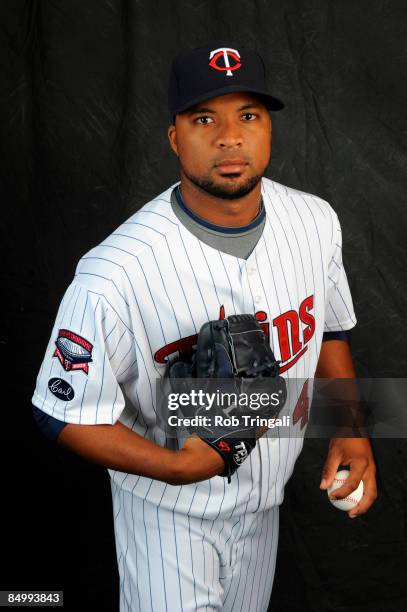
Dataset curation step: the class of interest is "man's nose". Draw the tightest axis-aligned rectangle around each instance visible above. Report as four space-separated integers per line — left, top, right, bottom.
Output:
215 119 243 148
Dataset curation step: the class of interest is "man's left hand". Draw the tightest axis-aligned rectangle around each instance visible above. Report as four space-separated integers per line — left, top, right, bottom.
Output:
319 437 377 518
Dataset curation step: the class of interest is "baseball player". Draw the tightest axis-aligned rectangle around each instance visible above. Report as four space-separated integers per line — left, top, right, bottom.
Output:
32 42 377 611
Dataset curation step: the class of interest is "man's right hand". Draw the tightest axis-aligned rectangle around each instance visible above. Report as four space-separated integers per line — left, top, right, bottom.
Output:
58 421 225 486
174 434 225 484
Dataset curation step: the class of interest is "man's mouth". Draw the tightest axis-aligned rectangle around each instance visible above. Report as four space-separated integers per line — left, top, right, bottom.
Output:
215 159 248 175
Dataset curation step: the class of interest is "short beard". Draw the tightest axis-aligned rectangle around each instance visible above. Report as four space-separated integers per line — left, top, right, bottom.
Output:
181 168 264 200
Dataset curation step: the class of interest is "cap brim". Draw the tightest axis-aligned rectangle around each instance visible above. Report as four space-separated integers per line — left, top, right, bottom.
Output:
172 85 284 115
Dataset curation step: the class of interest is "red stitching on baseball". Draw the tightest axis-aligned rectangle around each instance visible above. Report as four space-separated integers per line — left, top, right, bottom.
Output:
330 476 361 506
331 495 359 504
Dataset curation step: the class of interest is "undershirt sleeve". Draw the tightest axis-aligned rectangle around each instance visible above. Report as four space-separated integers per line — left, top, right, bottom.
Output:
32 405 68 441
322 331 348 342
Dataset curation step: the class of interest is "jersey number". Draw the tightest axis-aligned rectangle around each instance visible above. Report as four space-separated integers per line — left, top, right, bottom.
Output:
292 380 309 429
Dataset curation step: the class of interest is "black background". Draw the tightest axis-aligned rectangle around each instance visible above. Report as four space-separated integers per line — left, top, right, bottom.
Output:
1 1 407 610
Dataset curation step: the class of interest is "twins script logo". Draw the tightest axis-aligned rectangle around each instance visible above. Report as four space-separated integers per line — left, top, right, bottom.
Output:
154 297 315 429
155 296 315 374
209 47 242 76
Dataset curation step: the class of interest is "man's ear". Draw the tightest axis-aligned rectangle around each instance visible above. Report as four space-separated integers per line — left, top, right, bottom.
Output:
168 123 178 156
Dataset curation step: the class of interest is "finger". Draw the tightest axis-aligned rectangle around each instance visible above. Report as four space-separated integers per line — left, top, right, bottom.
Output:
348 471 378 518
320 450 342 489
329 460 367 500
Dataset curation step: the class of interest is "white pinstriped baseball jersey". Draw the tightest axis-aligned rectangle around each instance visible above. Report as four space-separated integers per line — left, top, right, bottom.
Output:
32 176 356 516
32 176 356 611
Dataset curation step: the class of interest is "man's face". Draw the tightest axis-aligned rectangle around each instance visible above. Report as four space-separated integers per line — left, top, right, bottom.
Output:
168 92 272 200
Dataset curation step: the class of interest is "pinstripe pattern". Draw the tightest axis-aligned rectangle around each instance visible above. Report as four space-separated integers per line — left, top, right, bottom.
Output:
32 177 356 610
111 478 280 612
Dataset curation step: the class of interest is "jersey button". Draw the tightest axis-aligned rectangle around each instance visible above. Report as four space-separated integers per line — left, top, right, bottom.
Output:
254 295 262 304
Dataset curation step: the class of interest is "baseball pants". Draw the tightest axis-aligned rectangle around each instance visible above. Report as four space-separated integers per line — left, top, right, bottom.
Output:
111 479 279 612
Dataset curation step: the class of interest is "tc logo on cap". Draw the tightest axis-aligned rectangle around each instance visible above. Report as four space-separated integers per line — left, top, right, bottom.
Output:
208 47 242 77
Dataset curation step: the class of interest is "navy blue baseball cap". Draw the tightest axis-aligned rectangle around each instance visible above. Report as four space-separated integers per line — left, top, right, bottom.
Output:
168 41 284 118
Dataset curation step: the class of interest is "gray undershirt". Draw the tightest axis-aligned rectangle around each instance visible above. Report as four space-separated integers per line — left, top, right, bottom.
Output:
170 187 266 260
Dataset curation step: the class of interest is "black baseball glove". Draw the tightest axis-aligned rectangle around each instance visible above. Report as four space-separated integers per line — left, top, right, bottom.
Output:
165 314 287 483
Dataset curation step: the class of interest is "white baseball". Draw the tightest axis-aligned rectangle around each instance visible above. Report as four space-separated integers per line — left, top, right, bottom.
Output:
327 469 364 511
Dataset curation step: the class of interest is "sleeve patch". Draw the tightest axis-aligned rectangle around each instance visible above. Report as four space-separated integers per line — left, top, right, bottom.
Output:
48 378 75 402
53 328 94 374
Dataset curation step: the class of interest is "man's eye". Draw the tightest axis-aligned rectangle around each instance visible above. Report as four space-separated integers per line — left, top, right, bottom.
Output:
241 113 257 121
195 116 214 125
